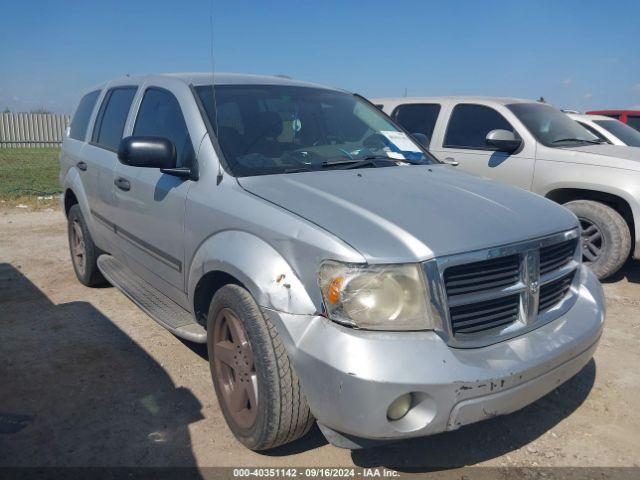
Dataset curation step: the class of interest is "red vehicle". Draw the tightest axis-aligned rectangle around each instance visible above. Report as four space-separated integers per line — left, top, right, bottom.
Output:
586 110 640 131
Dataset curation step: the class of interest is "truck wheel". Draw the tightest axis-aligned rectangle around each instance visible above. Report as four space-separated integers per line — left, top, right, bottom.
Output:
206 284 314 450
67 204 105 287
564 200 631 279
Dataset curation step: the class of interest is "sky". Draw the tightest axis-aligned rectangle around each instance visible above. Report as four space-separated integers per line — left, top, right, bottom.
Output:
1 0 639 115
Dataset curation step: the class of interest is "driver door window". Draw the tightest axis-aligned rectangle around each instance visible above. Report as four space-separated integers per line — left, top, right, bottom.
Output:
133 88 195 167
444 104 515 150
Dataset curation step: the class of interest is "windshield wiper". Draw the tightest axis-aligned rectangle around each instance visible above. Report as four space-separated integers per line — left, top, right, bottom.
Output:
322 156 414 170
321 156 382 169
551 137 605 145
283 167 314 173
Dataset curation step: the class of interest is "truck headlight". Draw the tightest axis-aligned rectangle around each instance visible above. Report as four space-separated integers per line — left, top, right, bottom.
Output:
318 261 436 330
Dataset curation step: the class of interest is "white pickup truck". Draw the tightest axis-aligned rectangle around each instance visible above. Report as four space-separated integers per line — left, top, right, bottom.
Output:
374 96 640 279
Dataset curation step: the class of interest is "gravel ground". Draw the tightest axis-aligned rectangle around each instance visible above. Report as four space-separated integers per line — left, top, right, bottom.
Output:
1 209 640 471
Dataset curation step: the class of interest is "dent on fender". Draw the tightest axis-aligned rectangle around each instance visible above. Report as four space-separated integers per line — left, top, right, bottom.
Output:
188 230 317 314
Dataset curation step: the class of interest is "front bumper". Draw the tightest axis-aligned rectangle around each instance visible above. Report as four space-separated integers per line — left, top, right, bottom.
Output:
266 265 604 447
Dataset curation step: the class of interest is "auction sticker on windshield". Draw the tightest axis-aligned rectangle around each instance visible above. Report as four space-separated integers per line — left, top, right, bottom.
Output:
380 131 422 152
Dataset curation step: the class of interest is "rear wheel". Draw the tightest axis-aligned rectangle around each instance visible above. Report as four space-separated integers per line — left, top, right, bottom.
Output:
67 204 105 286
563 200 631 279
206 284 314 450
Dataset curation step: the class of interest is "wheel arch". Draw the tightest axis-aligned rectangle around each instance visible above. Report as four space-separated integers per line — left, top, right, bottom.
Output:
64 188 79 217
192 270 245 325
188 230 317 323
61 168 91 220
545 187 635 241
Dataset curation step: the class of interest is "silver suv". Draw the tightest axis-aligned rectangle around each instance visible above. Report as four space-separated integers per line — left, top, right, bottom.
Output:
375 96 640 279
61 74 604 450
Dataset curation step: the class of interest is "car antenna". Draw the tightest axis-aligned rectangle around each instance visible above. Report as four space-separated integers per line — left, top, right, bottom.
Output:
209 0 223 185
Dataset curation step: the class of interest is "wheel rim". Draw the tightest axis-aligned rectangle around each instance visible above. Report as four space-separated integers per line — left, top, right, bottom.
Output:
70 219 86 275
580 218 604 263
212 308 258 430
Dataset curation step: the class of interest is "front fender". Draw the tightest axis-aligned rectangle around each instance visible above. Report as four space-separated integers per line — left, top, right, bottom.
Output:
187 230 317 315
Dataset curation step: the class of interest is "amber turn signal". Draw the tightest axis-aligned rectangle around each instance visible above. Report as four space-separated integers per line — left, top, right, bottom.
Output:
327 277 344 304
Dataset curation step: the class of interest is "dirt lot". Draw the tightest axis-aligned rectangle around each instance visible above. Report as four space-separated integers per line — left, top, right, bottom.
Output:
1 208 640 471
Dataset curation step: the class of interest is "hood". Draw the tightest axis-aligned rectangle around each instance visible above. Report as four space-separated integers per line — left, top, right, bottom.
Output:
238 165 578 263
544 144 640 171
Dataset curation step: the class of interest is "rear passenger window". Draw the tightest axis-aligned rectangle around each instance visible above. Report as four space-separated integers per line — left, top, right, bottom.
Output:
392 104 441 144
133 88 195 168
92 87 137 151
444 104 515 149
69 90 100 141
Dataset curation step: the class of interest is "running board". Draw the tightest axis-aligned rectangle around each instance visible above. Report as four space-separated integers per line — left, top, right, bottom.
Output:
97 254 206 343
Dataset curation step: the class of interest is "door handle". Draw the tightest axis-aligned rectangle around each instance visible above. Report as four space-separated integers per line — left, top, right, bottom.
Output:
443 157 459 166
77 161 87 171
114 177 131 191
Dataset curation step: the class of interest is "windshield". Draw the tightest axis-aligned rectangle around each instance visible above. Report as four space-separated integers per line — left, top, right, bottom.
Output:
508 103 601 147
595 119 640 147
196 85 434 176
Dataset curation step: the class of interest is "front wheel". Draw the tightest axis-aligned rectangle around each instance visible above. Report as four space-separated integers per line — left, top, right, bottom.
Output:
564 200 631 279
206 284 314 450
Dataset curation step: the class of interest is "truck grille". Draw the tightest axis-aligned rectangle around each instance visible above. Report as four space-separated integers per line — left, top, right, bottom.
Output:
444 254 520 298
539 271 575 313
449 294 520 335
438 230 579 342
540 239 577 275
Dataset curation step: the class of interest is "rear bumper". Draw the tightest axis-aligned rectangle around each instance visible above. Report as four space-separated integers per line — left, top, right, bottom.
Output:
267 265 604 446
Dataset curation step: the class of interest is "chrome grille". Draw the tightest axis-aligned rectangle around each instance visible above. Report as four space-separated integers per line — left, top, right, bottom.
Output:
539 271 575 313
449 294 520 335
540 239 577 275
444 254 520 298
435 229 580 346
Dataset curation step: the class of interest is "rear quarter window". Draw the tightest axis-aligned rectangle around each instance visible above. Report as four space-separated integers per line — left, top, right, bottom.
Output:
69 90 100 141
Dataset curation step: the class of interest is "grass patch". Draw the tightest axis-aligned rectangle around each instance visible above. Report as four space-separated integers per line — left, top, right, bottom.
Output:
0 148 61 201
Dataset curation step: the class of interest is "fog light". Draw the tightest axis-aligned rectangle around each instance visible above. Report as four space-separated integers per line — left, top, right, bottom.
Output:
387 393 412 421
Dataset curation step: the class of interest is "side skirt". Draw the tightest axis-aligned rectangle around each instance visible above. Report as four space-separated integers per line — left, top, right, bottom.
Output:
97 254 206 343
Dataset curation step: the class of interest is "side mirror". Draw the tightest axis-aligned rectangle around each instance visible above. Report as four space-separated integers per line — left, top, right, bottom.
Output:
411 132 429 147
118 136 195 179
118 136 176 168
485 129 522 152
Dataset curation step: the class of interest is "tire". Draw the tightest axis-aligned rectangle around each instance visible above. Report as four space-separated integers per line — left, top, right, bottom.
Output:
564 200 631 279
67 204 106 287
206 284 314 450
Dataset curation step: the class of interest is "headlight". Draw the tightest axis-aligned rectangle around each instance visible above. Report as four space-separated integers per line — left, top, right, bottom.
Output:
318 261 436 330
